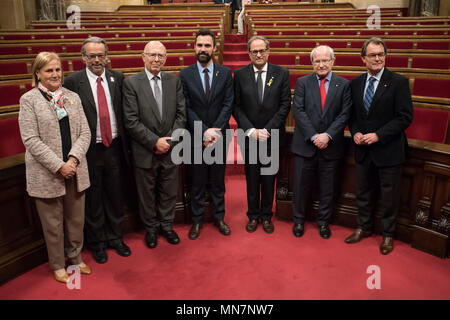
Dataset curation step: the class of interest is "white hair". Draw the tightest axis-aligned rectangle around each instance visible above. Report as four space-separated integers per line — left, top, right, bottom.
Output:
310 45 335 63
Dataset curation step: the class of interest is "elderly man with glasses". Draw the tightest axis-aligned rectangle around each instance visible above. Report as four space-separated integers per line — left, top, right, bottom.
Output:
122 41 186 249
64 37 132 264
291 45 351 240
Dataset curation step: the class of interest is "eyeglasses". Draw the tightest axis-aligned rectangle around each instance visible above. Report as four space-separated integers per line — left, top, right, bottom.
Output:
143 53 166 59
249 49 268 56
84 53 106 60
313 59 332 65
366 52 386 59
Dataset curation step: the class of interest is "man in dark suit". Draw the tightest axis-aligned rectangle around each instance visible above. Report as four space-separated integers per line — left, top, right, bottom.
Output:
179 28 234 240
345 37 413 255
233 35 291 234
63 37 131 264
291 45 351 239
123 41 186 249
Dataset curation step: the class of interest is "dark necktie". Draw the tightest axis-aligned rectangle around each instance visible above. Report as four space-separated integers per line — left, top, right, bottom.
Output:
153 76 162 118
320 77 327 111
364 76 376 113
96 77 112 147
203 69 210 99
256 70 263 103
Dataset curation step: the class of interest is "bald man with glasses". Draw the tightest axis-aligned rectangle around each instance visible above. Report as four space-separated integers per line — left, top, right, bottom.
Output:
123 41 186 249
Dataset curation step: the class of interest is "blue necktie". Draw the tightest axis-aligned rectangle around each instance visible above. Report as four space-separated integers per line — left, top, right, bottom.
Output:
363 76 376 113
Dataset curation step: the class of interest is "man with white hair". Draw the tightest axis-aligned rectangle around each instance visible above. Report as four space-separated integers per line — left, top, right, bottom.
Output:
123 41 186 249
291 45 351 239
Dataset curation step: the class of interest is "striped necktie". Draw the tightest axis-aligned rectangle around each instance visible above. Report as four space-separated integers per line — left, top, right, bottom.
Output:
363 76 376 113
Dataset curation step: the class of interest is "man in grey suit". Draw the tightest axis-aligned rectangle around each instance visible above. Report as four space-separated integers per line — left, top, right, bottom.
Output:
123 41 186 249
291 45 351 239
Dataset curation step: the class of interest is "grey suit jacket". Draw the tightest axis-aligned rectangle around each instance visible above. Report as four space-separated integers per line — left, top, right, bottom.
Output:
122 70 186 169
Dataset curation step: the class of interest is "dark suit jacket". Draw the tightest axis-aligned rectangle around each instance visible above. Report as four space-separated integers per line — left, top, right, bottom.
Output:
233 63 291 147
179 63 234 137
122 70 186 169
291 72 351 160
63 68 129 165
349 68 413 167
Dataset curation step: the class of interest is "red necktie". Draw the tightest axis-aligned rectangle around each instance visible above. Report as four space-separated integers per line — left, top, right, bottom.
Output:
320 77 327 111
96 77 112 147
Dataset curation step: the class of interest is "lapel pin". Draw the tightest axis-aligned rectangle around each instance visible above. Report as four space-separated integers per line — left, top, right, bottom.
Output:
216 71 219 77
267 77 274 87
110 77 114 82
336 84 339 87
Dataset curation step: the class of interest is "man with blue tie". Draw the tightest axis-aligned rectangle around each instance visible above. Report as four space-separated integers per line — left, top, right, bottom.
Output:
291 45 351 239
345 38 413 255
179 29 234 240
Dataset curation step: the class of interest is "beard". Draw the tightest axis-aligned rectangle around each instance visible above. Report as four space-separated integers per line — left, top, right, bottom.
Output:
196 51 212 64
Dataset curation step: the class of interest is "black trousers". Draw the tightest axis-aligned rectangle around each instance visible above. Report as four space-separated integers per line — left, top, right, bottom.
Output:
292 153 339 226
84 138 124 251
190 140 228 223
356 156 403 237
135 153 178 234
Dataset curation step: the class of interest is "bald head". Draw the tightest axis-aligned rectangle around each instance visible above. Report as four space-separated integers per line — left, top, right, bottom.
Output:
144 41 167 54
311 45 335 78
142 41 167 75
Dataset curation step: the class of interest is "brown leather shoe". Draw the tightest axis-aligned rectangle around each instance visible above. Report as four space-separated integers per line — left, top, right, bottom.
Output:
188 223 202 240
54 270 69 284
380 236 394 255
345 228 372 244
262 220 274 234
215 220 231 236
78 263 91 275
246 219 258 233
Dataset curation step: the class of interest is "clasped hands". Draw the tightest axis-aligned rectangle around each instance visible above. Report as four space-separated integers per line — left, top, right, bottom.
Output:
313 133 330 150
250 128 270 141
155 137 172 154
58 156 79 179
353 132 379 145
203 128 222 147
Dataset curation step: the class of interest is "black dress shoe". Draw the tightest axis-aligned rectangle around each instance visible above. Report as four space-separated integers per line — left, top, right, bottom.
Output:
345 228 372 244
319 225 331 239
92 248 108 264
189 223 202 240
380 236 394 255
293 223 304 237
262 220 274 234
110 241 131 257
145 232 158 248
160 229 180 245
246 219 258 233
215 220 231 236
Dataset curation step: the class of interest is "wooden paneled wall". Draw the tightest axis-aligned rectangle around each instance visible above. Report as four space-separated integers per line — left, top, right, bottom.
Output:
276 129 450 258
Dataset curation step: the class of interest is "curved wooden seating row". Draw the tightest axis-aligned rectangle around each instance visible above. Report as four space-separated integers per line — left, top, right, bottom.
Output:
0 27 223 42
28 21 223 30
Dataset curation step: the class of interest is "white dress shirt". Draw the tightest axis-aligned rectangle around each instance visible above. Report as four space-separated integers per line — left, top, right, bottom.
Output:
86 68 118 143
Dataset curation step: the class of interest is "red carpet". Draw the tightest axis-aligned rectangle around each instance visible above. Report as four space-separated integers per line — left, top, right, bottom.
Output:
0 175 449 300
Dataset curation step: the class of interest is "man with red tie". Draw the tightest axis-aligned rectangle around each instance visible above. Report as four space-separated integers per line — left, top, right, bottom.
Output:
291 45 351 239
64 37 131 263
